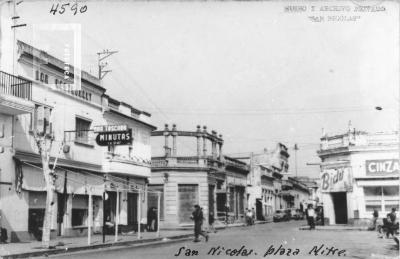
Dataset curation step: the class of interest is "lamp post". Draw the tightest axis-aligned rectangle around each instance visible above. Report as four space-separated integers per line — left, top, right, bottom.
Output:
375 106 400 238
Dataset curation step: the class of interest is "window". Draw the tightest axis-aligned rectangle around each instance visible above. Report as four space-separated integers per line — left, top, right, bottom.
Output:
129 146 133 158
364 186 399 213
40 73 44 82
55 79 58 85
75 117 92 144
72 209 88 227
72 195 88 226
35 70 39 81
148 185 164 220
44 74 48 84
31 104 52 134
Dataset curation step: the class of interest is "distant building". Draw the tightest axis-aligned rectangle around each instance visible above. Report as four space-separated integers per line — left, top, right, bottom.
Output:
318 128 399 225
242 143 290 221
292 176 321 207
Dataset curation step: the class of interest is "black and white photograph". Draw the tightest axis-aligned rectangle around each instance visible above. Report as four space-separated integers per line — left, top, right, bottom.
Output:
0 0 399 258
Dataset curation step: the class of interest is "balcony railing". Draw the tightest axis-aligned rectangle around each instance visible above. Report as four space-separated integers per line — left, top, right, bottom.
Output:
0 71 32 100
64 130 95 146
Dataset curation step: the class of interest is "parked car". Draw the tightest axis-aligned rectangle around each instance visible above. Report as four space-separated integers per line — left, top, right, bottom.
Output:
273 209 290 222
290 209 304 220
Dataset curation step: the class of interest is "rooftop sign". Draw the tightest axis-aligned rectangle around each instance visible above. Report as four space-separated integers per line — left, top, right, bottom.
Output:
93 125 128 133
366 159 399 175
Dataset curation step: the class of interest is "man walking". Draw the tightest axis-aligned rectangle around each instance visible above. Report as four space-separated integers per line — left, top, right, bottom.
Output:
191 205 209 242
306 204 316 230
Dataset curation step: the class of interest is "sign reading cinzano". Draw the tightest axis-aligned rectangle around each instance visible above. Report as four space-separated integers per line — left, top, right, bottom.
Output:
366 159 399 175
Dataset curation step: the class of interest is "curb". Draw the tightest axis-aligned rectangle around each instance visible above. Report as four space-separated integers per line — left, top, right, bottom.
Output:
1 234 194 259
299 226 368 231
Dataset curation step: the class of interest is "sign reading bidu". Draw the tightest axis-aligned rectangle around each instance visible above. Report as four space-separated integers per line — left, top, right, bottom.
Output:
366 159 399 175
320 167 352 193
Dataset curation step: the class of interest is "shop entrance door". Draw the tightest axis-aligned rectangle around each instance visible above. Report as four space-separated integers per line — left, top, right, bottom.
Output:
127 193 138 226
256 199 263 220
332 192 348 224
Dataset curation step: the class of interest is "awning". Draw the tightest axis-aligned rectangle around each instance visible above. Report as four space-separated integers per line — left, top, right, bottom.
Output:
14 150 102 172
279 190 294 197
17 162 105 196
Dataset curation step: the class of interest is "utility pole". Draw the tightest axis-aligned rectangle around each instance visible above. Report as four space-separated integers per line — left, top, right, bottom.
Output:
294 144 299 178
97 49 118 80
11 0 27 74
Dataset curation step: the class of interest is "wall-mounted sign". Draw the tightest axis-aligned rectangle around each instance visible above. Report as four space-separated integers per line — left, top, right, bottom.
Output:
320 167 352 193
366 159 399 175
93 124 128 133
95 128 132 146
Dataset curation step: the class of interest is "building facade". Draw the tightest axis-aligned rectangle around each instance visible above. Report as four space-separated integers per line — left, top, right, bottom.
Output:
244 143 291 221
0 36 155 241
150 125 250 228
318 128 399 225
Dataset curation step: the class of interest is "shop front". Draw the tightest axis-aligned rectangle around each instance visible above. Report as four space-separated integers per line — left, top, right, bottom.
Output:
320 166 353 225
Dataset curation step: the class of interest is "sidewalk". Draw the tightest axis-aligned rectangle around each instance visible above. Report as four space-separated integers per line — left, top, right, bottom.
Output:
299 225 368 231
0 220 276 258
0 230 192 259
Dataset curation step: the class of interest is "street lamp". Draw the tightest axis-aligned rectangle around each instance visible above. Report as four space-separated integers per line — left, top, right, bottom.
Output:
375 106 400 244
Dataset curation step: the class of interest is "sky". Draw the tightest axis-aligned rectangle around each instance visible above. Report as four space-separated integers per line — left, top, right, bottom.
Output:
14 0 399 178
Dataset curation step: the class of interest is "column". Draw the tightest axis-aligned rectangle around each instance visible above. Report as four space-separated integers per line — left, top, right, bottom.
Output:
196 125 201 157
203 126 207 156
218 134 223 160
211 131 217 159
172 124 177 156
164 124 169 157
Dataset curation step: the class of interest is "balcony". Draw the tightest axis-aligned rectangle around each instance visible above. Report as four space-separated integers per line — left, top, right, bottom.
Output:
151 156 224 170
103 152 151 178
0 71 34 114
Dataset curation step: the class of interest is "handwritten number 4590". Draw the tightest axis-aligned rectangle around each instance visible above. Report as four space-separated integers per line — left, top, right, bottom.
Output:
50 2 87 15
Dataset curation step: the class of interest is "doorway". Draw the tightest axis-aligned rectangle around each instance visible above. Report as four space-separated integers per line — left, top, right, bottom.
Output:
332 192 348 224
256 199 263 220
127 193 138 226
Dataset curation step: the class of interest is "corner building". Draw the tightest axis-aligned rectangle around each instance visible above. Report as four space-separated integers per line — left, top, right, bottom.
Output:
318 129 399 225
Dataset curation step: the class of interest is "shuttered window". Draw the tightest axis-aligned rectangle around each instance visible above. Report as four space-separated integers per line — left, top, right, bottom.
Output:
178 184 198 223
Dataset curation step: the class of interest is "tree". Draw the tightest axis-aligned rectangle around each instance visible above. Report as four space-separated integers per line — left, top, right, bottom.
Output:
33 129 55 248
32 106 63 248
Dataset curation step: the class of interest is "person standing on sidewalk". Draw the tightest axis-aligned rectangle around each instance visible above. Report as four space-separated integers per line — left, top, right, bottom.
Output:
306 204 316 230
251 208 256 225
191 205 209 242
209 211 217 233
369 209 379 231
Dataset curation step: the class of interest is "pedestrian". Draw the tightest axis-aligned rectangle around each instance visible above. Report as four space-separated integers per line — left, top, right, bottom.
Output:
251 208 256 225
369 209 379 231
246 209 252 226
209 211 217 233
385 208 397 238
305 204 315 230
191 205 209 242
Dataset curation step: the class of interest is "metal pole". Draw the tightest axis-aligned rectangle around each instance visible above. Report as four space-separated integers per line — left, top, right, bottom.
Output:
115 189 119 242
137 191 141 239
88 188 92 245
157 192 160 238
102 176 106 243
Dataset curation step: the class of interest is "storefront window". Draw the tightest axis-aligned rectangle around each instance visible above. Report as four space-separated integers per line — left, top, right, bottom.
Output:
382 186 399 196
148 185 164 220
364 186 399 213
72 209 88 226
364 186 382 197
72 194 88 226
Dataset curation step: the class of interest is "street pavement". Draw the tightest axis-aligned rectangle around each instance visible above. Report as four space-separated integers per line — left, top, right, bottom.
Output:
42 220 399 259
